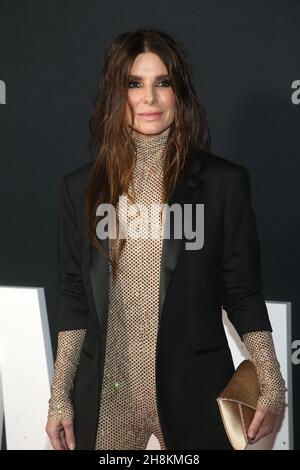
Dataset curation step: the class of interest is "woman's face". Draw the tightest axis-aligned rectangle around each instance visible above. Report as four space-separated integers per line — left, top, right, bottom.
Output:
126 52 176 138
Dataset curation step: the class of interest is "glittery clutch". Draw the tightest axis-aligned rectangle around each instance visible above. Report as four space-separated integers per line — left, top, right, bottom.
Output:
216 359 261 450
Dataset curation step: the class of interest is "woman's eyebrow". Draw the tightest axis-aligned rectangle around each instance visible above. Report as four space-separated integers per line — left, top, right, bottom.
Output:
128 74 169 80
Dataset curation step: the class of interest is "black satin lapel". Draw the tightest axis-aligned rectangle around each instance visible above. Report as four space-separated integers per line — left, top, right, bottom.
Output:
89 236 109 332
159 151 204 321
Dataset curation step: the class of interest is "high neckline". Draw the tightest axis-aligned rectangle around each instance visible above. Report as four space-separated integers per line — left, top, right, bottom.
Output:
132 132 169 168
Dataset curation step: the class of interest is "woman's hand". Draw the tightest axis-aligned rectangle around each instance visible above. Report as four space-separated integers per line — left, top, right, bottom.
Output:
46 417 76 450
247 402 278 444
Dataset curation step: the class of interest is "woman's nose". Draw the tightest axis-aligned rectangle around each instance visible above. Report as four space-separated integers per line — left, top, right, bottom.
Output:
144 87 157 104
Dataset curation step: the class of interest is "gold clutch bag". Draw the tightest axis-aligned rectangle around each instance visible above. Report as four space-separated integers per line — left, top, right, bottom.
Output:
217 359 260 450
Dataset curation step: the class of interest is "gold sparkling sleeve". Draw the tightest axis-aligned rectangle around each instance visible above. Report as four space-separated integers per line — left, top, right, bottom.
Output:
242 330 286 415
47 329 86 420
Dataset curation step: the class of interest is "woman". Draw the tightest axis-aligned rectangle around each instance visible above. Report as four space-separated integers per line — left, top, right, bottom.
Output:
46 28 286 450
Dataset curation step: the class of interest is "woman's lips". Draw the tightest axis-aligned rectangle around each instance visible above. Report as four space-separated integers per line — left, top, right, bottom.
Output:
138 112 163 119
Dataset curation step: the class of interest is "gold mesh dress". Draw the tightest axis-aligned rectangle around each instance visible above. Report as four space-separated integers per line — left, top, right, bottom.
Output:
94 132 168 449
48 133 286 449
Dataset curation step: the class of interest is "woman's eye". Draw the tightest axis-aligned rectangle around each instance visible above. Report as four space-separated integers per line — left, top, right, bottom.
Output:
159 80 171 87
128 80 171 88
128 81 140 88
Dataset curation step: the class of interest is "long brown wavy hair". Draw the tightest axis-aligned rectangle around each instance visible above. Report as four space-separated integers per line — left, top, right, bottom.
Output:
86 28 210 277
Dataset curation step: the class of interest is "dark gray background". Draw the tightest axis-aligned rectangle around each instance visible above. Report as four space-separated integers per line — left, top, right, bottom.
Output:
0 0 299 449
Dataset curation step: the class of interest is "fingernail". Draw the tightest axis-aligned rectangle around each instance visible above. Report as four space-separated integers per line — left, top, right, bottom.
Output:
69 443 75 450
248 432 254 439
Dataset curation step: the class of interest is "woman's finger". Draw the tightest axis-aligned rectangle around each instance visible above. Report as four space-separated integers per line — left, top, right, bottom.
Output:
247 408 266 440
60 428 68 450
248 422 273 444
62 419 76 450
51 433 65 450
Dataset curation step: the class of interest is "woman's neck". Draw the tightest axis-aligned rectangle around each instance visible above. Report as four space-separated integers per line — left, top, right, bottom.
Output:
132 130 169 167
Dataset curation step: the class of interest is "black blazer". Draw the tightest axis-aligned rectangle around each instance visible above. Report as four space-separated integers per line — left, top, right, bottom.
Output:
56 147 272 450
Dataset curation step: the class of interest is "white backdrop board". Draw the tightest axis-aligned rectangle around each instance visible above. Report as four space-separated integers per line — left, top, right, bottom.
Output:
0 287 53 450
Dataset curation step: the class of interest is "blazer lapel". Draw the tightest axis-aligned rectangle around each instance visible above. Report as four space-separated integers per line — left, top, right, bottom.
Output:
159 149 204 321
89 236 109 332
89 148 205 331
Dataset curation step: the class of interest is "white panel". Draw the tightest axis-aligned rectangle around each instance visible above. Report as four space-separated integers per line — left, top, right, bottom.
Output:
0 287 53 449
0 372 3 447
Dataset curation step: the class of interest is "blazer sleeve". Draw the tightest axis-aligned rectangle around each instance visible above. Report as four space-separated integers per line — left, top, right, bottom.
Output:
56 175 89 330
221 167 272 337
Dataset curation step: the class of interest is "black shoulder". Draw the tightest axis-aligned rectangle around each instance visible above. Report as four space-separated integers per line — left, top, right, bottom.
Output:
59 161 94 217
197 149 250 187
200 149 247 174
63 161 94 189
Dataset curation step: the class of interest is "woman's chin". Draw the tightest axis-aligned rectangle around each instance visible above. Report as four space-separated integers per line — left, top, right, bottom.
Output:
131 124 170 137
